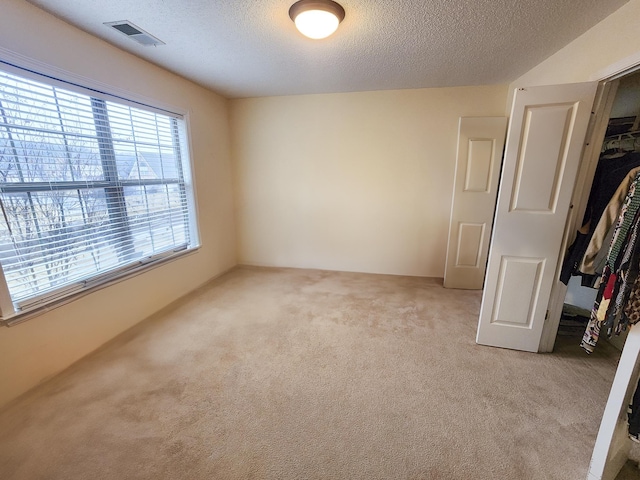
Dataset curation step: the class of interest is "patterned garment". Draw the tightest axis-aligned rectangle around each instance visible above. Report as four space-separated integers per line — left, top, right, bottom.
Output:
581 172 640 353
581 267 610 354
608 210 640 333
624 278 640 325
607 177 640 268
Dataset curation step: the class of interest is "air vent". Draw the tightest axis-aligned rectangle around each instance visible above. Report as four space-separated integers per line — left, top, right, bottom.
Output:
104 21 165 46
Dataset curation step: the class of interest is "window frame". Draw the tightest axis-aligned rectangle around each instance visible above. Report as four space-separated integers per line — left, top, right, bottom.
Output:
0 58 201 326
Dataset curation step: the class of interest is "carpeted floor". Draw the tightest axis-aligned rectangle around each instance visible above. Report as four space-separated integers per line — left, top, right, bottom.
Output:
0 266 626 479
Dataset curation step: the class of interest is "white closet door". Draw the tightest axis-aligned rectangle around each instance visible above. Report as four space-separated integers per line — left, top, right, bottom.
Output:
444 117 507 290
477 83 597 352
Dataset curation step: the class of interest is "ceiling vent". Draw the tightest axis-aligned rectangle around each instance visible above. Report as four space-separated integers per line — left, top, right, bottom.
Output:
104 21 165 46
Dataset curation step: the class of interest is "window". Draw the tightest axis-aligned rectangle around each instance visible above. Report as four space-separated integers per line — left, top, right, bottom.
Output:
0 66 198 321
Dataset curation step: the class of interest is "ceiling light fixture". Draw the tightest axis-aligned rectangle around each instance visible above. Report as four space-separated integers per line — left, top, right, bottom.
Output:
289 0 345 40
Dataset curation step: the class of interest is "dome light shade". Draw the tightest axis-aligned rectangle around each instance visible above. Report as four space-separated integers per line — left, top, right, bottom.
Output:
289 0 345 40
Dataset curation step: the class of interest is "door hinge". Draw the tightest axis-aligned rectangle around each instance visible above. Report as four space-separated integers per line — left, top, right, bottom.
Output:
545 310 549 321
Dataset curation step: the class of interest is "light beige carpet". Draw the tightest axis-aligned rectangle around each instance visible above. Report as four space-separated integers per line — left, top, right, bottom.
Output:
0 266 624 479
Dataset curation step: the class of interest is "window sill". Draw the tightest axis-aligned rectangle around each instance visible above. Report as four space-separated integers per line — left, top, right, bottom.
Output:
0 246 200 327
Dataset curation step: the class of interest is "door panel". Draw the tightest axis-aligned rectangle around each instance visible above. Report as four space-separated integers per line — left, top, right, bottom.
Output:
465 139 494 192
491 256 544 328
455 223 485 267
444 117 507 290
477 83 597 352
510 104 576 212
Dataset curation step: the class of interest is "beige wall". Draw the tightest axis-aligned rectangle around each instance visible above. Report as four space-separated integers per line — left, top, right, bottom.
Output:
231 86 508 277
7 0 636 410
509 0 640 103
611 71 640 118
0 0 236 407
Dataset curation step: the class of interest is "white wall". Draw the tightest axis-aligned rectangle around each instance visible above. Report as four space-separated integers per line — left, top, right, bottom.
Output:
509 0 640 93
231 86 508 277
0 0 236 408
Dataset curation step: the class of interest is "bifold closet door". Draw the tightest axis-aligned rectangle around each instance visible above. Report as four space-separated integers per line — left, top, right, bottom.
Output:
477 82 597 352
444 117 507 290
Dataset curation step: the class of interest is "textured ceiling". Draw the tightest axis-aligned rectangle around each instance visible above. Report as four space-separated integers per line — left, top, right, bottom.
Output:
26 0 630 99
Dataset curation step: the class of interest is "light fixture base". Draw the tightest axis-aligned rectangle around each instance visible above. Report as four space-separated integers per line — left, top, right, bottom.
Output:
288 0 346 23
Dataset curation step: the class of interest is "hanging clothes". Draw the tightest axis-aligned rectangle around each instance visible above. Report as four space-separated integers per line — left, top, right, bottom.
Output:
581 171 640 353
561 152 640 285
580 166 640 275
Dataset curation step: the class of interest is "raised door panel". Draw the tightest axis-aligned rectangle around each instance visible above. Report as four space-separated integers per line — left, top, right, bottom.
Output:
510 104 576 213
455 223 485 267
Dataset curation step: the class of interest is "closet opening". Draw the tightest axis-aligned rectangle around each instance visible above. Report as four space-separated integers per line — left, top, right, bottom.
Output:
556 70 640 356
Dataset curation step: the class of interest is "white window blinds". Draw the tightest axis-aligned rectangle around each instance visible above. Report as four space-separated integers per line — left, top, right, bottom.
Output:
0 68 198 316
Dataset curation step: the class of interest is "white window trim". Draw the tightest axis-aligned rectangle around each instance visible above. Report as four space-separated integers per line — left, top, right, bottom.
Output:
1 247 199 327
